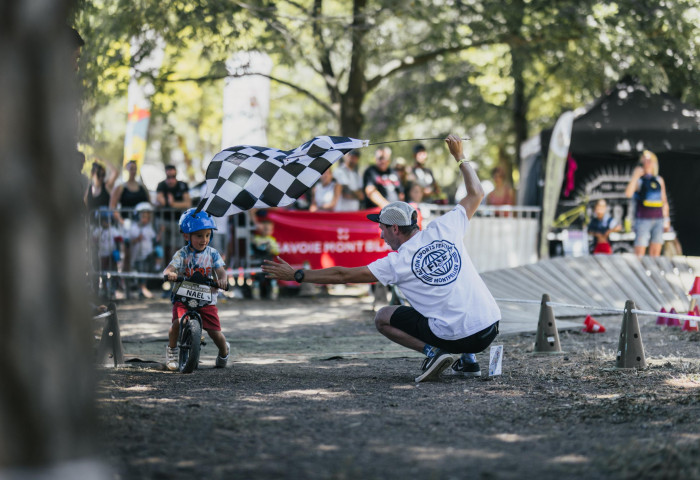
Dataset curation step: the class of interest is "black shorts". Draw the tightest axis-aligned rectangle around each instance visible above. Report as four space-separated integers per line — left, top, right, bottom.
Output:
390 306 499 354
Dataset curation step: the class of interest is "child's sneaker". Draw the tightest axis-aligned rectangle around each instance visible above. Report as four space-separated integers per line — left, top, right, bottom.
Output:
165 346 179 371
415 349 454 382
215 342 230 368
447 355 481 377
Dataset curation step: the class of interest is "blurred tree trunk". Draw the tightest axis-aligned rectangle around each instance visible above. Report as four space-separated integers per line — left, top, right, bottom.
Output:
0 0 103 475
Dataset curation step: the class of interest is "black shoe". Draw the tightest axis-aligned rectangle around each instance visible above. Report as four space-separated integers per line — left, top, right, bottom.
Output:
415 350 455 383
446 357 481 377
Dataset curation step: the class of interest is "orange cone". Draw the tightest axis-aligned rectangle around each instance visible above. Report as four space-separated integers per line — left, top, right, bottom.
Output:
582 315 606 333
656 307 668 326
682 310 699 332
667 307 681 327
689 277 700 297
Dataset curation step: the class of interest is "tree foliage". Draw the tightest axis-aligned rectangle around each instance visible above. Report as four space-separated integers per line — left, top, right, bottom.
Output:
71 0 700 188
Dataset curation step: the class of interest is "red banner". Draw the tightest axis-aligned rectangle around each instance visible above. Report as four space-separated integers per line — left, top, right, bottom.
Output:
266 208 415 270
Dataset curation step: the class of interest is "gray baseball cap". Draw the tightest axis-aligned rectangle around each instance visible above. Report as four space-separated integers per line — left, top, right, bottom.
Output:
367 201 417 226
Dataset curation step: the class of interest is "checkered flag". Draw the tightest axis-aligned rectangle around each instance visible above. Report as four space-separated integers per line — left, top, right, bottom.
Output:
197 136 368 217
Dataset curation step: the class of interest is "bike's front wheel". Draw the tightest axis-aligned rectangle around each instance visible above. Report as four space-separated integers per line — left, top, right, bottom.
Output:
178 314 202 374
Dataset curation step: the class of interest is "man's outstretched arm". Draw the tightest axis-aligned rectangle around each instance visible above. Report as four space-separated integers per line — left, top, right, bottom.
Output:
446 134 484 219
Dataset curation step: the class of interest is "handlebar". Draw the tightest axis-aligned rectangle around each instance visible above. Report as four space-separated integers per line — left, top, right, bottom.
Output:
165 275 229 291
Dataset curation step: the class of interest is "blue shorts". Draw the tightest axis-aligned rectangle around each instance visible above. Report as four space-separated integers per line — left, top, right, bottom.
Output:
390 306 499 354
634 218 664 247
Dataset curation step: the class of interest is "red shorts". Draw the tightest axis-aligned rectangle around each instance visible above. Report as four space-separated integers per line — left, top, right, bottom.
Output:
172 303 221 332
593 242 612 254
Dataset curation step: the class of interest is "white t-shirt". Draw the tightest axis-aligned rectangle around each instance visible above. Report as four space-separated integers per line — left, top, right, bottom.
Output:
367 205 500 340
313 181 337 210
333 164 363 211
129 222 157 261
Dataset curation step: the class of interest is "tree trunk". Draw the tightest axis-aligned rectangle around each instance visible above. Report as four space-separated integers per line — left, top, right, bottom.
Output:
0 0 103 475
511 45 529 168
508 0 529 169
340 0 369 138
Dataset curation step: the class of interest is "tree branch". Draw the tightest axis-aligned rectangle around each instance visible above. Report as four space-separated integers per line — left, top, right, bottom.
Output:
365 40 493 92
162 71 335 116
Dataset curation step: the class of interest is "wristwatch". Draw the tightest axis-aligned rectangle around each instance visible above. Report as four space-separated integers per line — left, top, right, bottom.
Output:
294 269 305 283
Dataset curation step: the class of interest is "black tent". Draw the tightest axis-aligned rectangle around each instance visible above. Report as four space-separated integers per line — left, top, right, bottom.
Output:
538 78 700 255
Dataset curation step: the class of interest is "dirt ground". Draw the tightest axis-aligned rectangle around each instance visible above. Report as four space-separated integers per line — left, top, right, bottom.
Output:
95 287 700 480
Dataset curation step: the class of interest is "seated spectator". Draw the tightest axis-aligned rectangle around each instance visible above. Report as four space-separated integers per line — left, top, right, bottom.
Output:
588 199 621 254
310 168 341 212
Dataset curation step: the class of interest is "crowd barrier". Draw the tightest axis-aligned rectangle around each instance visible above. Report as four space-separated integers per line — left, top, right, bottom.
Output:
86 203 542 299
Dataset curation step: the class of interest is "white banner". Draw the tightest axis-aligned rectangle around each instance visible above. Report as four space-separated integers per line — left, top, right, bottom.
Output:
123 31 165 170
539 111 575 258
221 51 273 149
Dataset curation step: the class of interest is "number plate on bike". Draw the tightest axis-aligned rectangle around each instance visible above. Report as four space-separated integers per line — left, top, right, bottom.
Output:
176 281 212 302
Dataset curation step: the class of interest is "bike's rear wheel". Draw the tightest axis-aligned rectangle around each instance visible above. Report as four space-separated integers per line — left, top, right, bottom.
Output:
178 314 202 374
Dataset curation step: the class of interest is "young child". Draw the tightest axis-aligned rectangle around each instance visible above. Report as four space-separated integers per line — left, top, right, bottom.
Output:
251 214 280 261
92 208 123 297
93 208 121 267
163 208 230 371
251 212 280 299
588 199 621 254
129 202 157 298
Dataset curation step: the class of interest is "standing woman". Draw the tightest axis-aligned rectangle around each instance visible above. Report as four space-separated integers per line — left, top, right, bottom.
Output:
109 159 150 224
84 161 118 211
625 150 670 257
110 159 151 273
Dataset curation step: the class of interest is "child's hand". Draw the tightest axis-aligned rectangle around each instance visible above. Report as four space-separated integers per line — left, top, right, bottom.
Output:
216 276 228 290
164 271 178 282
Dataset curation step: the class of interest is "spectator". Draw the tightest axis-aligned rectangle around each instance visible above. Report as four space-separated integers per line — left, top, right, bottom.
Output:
109 159 150 273
156 164 192 261
394 157 414 192
92 208 123 296
411 143 441 200
485 166 515 206
129 202 158 298
310 168 341 212
84 160 118 211
334 149 364 211
625 150 670 257
251 212 280 299
406 182 424 204
109 159 150 225
588 199 621 254
363 147 404 209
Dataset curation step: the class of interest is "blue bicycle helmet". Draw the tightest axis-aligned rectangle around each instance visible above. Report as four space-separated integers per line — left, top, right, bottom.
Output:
94 206 112 222
179 208 218 234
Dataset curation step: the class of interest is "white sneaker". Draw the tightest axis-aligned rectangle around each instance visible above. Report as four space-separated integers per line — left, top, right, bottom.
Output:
215 342 230 368
166 346 179 371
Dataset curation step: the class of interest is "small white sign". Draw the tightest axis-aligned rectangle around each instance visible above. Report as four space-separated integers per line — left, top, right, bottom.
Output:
488 345 503 377
176 281 212 303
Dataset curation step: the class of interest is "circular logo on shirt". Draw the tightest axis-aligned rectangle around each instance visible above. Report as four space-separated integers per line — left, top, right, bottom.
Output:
411 240 461 286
